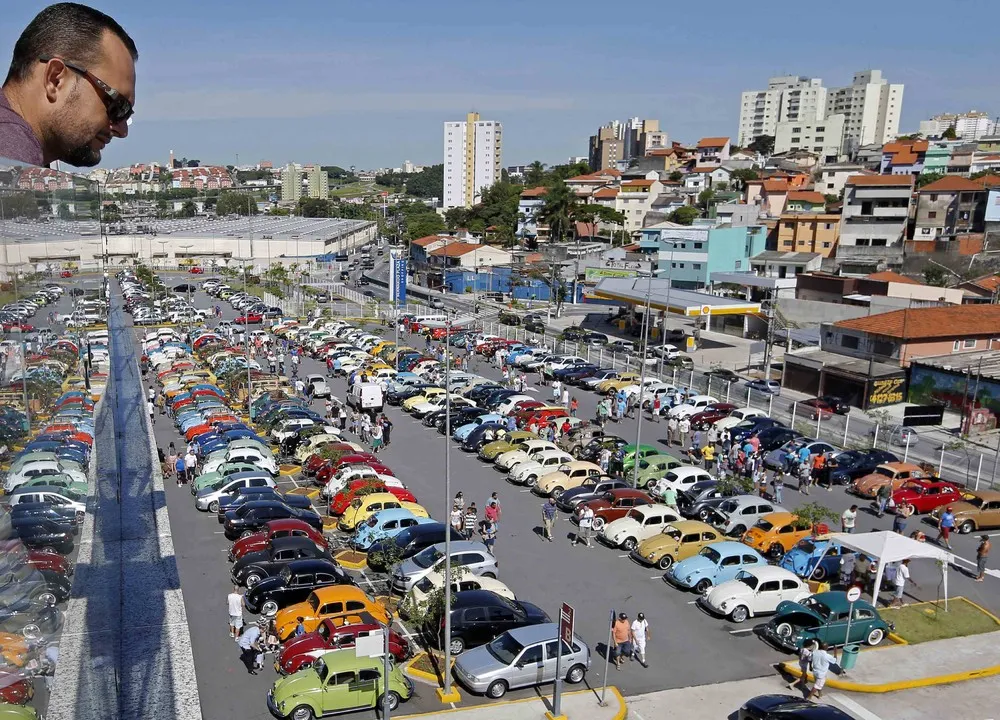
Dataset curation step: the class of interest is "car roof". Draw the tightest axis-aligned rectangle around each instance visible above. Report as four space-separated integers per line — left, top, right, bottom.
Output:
265 518 315 533
284 558 338 573
311 584 370 601
505 622 560 644
881 462 923 471
563 461 601 470
705 540 754 554
966 489 1000 501
759 511 798 525
315 647 384 673
743 565 801 581
452 589 513 608
269 536 319 551
426 540 489 553
664 519 716 533
810 590 875 612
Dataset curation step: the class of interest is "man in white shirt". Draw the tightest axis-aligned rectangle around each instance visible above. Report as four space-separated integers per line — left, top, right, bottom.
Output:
184 450 198 480
575 505 594 547
841 505 858 533
891 559 915 607
808 641 835 700
630 612 650 667
227 585 244 639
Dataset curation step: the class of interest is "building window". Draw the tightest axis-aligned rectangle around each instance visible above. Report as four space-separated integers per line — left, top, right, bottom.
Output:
964 339 977 349
953 340 961 352
671 262 677 268
930 194 938 201
694 242 703 249
872 239 887 247
857 238 870 246
822 242 831 248
693 263 702 269
678 263 685 268
873 340 894 356
841 335 860 350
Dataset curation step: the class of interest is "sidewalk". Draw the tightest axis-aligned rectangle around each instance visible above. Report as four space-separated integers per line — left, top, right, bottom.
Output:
398 687 626 720
781 629 1000 692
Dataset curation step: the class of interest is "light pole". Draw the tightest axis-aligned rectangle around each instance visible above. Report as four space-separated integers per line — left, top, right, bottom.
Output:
630 264 670 490
656 240 679 362
437 308 460 705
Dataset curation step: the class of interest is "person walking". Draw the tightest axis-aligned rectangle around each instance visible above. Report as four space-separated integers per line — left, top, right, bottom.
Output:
772 474 784 505
789 640 814 691
147 399 155 424
480 518 497 555
841 505 858 534
876 483 892 518
678 417 690 450
370 422 383 453
227 585 244 640
485 492 502 524
237 621 264 675
463 504 478 540
540 498 556 542
381 415 393 446
651 395 661 422
611 612 631 671
976 535 991 582
892 502 913 534
666 416 678 446
661 485 678 515
551 379 561 404
450 504 463 536
936 506 955 549
630 612 649 668
174 454 186 487
294 617 307 637
807 641 835 701
454 492 465 511
702 443 715 472
570 397 578 417
890 559 916 606
561 386 569 408
575 504 594 547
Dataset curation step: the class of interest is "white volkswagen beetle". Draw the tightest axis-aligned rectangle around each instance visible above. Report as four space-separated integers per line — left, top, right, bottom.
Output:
600 504 682 550
698 565 810 623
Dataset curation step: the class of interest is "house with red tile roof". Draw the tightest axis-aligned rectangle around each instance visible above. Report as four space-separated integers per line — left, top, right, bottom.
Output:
913 175 990 240
694 137 731 166
427 241 513 269
880 139 928 175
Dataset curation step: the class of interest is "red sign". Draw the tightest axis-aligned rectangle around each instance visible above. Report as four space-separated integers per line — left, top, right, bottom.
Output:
381 191 389 198
559 603 575 648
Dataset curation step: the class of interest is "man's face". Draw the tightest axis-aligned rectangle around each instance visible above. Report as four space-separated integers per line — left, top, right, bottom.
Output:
51 31 136 167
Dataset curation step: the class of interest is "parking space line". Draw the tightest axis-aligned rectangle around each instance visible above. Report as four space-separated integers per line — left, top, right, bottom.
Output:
829 693 884 720
729 628 754 635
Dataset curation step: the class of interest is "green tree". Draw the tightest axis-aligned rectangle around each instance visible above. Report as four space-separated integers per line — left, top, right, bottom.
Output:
748 135 774 156
298 197 332 217
668 170 683 182
444 206 470 231
697 189 715 210
102 202 122 223
824 194 839 204
916 172 944 189
730 168 759 189
537 179 577 244
177 200 197 218
941 126 958 140
405 164 443 198
668 206 700 226
923 264 947 287
215 192 258 216
791 502 839 534
57 203 72 220
525 161 546 187
156 199 169 218
322 166 357 183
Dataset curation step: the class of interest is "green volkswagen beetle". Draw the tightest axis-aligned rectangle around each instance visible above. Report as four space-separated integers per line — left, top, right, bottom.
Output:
635 454 684 490
18 473 88 496
478 430 536 461
267 649 413 719
190 462 263 494
0 704 40 720
621 444 660 474
755 591 892 652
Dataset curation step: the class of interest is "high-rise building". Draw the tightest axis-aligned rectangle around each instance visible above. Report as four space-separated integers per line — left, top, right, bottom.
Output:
281 163 302 203
443 112 503 209
738 75 826 147
828 70 903 154
305 165 328 199
738 70 903 156
919 111 997 141
589 124 624 171
402 159 415 174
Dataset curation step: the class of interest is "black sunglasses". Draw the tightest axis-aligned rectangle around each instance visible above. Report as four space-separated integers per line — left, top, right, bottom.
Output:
39 55 133 125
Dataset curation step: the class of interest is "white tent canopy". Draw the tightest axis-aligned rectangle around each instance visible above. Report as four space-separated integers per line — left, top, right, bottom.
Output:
826 531 954 608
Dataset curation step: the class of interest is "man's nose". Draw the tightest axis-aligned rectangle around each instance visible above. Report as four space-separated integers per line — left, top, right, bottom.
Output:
111 117 130 138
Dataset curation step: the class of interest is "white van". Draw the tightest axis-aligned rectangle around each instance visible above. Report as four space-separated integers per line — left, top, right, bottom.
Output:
412 315 447 327
348 382 384 412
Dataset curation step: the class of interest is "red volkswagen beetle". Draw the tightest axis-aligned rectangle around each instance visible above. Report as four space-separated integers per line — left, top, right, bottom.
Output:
892 479 964 514
276 615 410 675
329 482 416 516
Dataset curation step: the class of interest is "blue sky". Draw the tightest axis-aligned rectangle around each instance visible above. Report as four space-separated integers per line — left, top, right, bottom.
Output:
2 0 997 170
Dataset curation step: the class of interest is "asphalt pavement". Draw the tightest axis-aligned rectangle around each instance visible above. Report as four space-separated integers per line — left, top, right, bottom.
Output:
136 276 999 719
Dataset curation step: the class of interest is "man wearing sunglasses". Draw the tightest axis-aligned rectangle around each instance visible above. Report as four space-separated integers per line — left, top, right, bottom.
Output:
1 2 137 167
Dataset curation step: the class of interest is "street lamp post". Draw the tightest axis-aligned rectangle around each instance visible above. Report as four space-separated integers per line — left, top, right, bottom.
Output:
630 264 669 490
656 240 679 362
437 309 460 705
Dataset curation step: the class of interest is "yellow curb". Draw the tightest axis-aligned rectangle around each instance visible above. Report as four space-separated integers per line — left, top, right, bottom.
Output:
403 651 453 685
888 632 908 645
436 687 461 704
279 465 301 476
333 549 368 570
780 660 1000 693
395 686 626 719
321 517 340 531
958 596 1000 625
286 486 320 499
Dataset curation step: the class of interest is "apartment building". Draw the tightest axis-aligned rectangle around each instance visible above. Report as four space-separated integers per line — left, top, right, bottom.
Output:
913 176 988 240
837 175 913 268
280 163 301 203
815 162 870 198
919 111 996 141
640 224 768 289
589 125 625 171
737 75 826 147
828 70 904 153
694 137 731 166
774 114 845 162
443 112 503 209
305 165 328 200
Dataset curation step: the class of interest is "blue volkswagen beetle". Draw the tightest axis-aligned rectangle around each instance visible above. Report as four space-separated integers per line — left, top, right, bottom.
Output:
780 537 845 582
453 414 504 442
666 541 767 594
351 508 435 551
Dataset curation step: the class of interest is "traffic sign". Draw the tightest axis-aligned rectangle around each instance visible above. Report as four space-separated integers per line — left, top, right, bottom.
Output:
846 586 861 602
560 603 575 648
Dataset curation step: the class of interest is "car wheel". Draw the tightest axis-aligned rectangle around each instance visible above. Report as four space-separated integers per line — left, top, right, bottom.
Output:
22 623 41 640
592 517 605 532
775 622 793 638
378 692 401 712
481 572 497 579
959 520 975 535
729 525 746 537
449 637 465 655
621 536 638 551
657 555 674 571
694 578 712 594
208 500 219 514
729 606 749 624
767 543 785 560
551 487 565 499
240 530 254 539
698 509 711 522
566 664 586 683
245 572 262 588
866 627 885 646
290 705 314 720
262 600 279 617
525 475 538 487
812 566 828 582
487 679 508 699
38 591 57 606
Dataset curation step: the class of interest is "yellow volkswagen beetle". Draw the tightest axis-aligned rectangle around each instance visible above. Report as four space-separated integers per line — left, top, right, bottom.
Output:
631 520 723 571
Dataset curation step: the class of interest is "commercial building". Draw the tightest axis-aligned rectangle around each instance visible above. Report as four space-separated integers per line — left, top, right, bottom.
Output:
305 165 329 200
443 112 503 209
828 70 904 154
639 223 768 289
919 111 996 141
280 163 301 203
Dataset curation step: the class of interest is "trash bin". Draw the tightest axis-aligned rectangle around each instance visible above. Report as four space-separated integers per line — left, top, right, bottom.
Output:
840 644 860 671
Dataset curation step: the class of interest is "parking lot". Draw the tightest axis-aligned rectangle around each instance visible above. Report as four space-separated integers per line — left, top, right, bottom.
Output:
132 274 999 719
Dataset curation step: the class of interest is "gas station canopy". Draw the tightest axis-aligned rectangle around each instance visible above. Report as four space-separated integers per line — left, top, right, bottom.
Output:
592 277 762 317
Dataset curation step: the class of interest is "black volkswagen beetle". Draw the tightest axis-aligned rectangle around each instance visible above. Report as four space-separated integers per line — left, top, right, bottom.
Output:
231 536 334 588
243 559 353 616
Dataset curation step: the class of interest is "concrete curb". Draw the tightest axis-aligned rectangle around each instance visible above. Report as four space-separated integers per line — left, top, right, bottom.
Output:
395 686 627 720
780 659 1000 692
403 651 452 685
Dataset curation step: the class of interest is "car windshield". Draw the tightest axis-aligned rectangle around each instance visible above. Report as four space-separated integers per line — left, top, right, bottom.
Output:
315 657 329 683
661 526 682 540
414 576 435 593
801 597 833 619
719 499 738 514
365 515 380 528
874 467 894 478
964 495 984 508
754 519 774 532
700 546 721 563
626 509 645 522
796 539 817 553
737 571 758 590
486 632 524 666
412 546 444 569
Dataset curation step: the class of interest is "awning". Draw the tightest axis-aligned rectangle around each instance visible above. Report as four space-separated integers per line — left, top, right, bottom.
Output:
592 277 761 317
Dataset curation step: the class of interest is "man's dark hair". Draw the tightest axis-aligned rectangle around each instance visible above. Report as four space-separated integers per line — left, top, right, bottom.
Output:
4 2 138 86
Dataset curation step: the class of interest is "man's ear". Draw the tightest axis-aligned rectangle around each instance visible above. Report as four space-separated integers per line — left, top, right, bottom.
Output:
40 57 71 104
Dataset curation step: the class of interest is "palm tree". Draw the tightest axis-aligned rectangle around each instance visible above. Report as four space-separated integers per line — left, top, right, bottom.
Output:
525 161 546 187
537 179 577 245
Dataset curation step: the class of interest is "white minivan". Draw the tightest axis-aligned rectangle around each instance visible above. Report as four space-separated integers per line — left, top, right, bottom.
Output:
348 382 384 412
